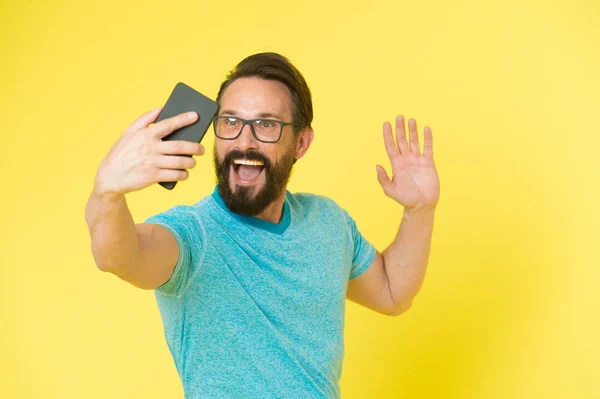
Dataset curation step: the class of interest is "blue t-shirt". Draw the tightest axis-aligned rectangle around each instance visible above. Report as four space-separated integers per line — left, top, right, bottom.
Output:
144 186 376 398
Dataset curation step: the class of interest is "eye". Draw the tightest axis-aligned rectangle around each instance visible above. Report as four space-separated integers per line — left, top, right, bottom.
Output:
225 117 238 126
259 120 275 128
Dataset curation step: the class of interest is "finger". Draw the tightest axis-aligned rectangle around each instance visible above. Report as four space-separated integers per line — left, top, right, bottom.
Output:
153 154 197 170
156 168 190 182
383 121 399 160
376 165 393 196
395 115 409 154
125 107 162 134
408 118 420 154
156 140 205 156
423 126 433 158
149 112 198 139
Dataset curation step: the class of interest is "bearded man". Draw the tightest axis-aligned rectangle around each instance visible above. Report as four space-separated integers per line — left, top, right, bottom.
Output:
85 52 440 398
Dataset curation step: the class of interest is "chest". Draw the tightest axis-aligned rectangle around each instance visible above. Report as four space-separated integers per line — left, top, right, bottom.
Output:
200 221 352 321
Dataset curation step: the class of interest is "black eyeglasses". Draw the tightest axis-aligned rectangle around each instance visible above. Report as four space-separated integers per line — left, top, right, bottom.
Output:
212 116 293 143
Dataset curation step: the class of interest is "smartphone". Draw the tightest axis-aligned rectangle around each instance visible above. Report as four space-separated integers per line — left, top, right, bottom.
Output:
155 82 219 190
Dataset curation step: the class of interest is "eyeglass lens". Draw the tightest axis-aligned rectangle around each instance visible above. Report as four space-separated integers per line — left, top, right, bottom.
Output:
214 117 282 142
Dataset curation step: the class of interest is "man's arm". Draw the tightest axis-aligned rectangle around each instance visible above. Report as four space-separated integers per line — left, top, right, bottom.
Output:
347 115 439 316
84 108 204 290
346 207 435 315
84 191 179 290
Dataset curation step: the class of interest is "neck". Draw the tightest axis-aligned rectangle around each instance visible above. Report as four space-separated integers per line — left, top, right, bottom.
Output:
254 188 287 224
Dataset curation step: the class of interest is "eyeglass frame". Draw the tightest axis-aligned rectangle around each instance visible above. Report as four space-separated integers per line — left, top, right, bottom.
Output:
212 116 294 143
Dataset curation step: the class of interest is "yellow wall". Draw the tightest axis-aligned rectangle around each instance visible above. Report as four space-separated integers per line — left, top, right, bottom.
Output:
2 0 598 397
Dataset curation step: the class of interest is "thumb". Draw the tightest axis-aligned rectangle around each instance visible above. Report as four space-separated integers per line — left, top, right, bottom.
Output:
125 107 163 134
376 165 392 195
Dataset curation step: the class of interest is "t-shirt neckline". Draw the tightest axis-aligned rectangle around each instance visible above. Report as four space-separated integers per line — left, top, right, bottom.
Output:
211 185 291 235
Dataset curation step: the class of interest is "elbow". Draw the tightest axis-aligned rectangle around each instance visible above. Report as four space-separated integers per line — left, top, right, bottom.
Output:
385 299 414 316
95 258 117 274
96 262 115 273
91 250 120 274
95 259 130 277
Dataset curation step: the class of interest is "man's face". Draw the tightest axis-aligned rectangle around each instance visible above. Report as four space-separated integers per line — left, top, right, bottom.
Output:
213 77 297 217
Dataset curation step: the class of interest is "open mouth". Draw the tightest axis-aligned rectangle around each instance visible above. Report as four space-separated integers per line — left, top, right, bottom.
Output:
231 159 266 184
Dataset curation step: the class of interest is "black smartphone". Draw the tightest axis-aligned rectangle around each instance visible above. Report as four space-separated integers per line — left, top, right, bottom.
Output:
155 82 219 190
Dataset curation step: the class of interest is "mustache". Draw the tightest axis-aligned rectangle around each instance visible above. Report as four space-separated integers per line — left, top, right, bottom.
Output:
223 149 271 169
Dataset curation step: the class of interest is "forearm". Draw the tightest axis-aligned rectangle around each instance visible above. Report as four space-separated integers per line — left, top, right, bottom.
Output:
84 190 141 272
382 207 435 307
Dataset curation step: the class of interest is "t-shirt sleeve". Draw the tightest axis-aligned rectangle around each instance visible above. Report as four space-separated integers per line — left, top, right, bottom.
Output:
342 209 377 280
143 205 204 297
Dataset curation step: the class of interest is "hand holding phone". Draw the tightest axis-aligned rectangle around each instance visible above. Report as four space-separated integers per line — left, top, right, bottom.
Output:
154 83 220 189
93 108 205 198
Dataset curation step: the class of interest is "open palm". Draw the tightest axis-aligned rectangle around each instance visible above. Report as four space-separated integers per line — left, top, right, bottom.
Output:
376 115 440 211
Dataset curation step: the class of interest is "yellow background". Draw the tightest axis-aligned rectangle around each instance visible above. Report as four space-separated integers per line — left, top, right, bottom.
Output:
2 0 599 397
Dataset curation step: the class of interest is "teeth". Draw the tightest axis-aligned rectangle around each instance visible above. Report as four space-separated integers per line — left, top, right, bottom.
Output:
233 159 264 166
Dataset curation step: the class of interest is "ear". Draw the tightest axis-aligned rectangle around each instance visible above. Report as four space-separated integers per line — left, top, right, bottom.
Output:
294 128 314 161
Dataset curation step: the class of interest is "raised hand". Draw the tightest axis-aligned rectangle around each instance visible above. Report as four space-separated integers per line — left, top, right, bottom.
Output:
376 115 440 212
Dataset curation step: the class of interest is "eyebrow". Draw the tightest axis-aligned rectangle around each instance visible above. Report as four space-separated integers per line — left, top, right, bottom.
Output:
219 110 284 120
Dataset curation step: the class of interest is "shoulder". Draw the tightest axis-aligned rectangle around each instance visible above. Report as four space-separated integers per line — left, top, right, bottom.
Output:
288 190 337 207
287 191 348 220
144 195 214 224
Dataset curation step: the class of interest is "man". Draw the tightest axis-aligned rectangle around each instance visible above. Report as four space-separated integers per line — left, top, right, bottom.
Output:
85 52 440 398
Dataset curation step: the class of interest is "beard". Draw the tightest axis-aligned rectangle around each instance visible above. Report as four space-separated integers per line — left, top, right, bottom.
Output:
213 145 296 217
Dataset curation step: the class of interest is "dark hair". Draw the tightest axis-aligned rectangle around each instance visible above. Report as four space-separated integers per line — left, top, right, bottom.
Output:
216 52 313 134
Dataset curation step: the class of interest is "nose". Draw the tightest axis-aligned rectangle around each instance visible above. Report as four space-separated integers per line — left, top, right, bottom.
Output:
236 122 259 151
